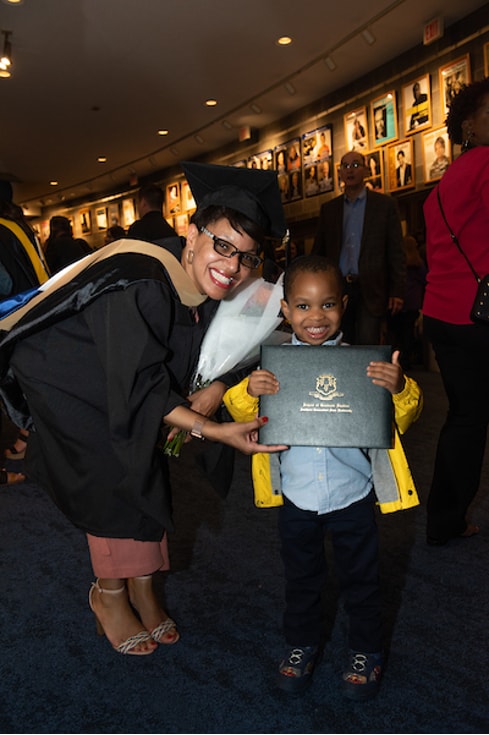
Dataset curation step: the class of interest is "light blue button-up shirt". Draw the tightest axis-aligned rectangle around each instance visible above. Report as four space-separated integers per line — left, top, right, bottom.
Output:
279 332 373 514
338 187 367 277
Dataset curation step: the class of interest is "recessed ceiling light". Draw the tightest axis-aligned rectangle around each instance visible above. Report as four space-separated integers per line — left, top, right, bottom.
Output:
277 36 292 46
205 98 218 107
2 0 24 5
97 156 107 163
157 129 169 136
49 180 59 186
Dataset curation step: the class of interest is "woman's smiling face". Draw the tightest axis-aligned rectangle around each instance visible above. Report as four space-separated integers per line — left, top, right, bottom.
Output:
184 219 259 300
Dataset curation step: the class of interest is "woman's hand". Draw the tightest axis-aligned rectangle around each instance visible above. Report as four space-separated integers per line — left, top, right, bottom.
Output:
209 415 287 455
366 349 405 395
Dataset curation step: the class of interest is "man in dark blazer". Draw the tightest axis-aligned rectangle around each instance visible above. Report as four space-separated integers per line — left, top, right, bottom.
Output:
312 150 405 344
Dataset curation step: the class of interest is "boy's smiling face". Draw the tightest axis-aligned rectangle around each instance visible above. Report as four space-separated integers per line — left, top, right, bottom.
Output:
281 269 348 345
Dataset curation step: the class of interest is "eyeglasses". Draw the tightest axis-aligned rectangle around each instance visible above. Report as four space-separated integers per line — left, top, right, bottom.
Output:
200 226 263 270
340 161 363 169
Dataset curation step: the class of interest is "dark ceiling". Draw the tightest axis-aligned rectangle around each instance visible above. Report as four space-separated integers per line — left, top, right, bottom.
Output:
0 0 486 211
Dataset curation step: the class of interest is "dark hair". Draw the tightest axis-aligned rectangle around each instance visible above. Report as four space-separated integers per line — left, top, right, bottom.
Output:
107 225 126 240
190 204 266 249
138 184 164 211
446 77 489 144
49 215 72 237
283 254 344 301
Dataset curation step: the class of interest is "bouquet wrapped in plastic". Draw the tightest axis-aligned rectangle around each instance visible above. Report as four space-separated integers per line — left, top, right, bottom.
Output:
164 274 285 456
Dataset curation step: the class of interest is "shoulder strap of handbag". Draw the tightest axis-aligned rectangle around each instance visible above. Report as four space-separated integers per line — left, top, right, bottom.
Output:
436 188 480 283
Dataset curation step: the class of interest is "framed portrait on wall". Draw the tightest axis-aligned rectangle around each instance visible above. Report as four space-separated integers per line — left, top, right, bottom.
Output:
166 182 181 215
302 125 333 165
108 202 120 226
386 139 415 192
122 198 136 228
79 208 91 235
274 145 288 175
422 126 451 183
439 54 471 118
371 92 398 146
364 149 384 192
285 138 302 173
402 74 431 135
344 108 368 151
96 206 108 231
484 43 489 77
181 179 196 213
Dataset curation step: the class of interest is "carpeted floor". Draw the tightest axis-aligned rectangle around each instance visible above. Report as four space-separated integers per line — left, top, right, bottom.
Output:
0 367 488 734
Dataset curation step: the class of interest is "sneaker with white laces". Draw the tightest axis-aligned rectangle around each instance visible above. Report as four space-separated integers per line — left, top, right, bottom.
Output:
276 645 319 693
341 650 383 700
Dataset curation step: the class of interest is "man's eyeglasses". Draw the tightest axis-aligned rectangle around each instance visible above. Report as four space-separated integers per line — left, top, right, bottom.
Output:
200 226 262 270
340 161 364 169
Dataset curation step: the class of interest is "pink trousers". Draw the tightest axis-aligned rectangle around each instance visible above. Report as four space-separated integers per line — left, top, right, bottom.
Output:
86 533 170 578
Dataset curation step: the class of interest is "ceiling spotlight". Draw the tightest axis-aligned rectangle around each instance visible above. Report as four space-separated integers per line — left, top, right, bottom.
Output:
49 180 59 186
2 1 24 5
0 30 12 78
277 36 292 46
361 28 376 45
97 156 107 163
324 55 337 71
284 81 296 95
205 98 218 107
157 129 169 136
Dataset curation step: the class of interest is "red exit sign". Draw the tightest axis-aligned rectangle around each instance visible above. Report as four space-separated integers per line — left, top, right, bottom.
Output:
424 16 444 45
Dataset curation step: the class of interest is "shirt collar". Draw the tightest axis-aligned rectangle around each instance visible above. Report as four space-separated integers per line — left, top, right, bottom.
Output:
291 331 343 346
344 186 367 204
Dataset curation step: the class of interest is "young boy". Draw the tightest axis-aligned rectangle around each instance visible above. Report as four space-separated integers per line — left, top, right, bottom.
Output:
224 255 422 700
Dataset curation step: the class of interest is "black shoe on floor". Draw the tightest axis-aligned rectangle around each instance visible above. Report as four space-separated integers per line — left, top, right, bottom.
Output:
341 650 383 701
276 645 319 694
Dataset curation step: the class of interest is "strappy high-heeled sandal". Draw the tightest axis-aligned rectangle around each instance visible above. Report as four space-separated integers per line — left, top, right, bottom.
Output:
0 469 26 485
4 429 29 460
88 579 157 655
128 575 180 645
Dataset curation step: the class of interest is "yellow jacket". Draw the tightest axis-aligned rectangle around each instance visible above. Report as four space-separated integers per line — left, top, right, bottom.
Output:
223 374 422 514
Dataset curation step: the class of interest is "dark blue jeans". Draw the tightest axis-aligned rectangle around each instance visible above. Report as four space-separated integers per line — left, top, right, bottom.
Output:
278 491 382 652
424 316 489 541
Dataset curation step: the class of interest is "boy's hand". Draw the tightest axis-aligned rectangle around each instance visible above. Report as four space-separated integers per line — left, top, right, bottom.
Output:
366 349 405 395
247 369 280 398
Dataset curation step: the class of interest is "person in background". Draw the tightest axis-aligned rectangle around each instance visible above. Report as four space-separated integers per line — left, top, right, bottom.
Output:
0 180 50 473
312 151 405 344
422 77 489 546
104 224 126 245
0 161 287 656
127 184 177 242
223 255 422 699
44 216 91 274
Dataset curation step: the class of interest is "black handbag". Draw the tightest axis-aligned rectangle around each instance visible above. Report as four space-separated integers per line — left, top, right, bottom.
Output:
437 189 489 323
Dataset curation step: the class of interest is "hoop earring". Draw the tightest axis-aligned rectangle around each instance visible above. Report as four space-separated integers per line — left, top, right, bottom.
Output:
186 249 194 264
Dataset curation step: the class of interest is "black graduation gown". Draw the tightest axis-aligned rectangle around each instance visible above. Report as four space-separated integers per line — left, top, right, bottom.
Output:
1 242 219 542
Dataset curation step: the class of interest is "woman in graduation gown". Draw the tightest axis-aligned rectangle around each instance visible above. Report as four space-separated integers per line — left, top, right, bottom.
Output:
0 161 287 656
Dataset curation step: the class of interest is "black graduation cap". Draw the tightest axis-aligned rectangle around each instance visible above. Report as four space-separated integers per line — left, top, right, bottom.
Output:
180 160 286 239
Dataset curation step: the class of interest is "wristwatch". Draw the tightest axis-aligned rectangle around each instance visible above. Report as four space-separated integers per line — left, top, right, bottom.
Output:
190 418 206 440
